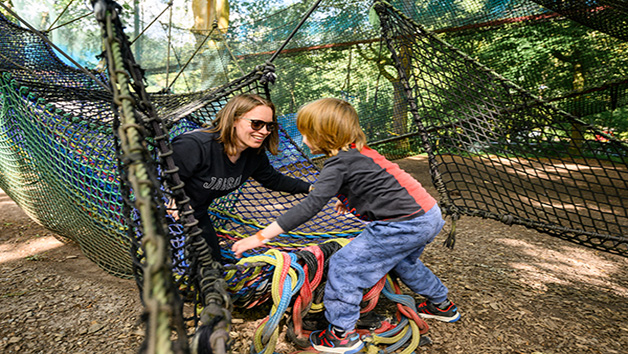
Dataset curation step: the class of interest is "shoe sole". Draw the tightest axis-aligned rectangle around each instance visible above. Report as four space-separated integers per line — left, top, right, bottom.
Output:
311 342 365 354
418 312 461 323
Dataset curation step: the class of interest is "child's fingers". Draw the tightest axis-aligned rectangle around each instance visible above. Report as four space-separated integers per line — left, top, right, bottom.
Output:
231 241 244 258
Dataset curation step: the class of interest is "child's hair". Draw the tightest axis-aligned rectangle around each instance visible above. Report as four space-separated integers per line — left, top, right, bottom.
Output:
208 93 279 155
296 98 366 156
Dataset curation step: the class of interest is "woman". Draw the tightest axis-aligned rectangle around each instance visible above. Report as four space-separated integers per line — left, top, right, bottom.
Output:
171 93 312 262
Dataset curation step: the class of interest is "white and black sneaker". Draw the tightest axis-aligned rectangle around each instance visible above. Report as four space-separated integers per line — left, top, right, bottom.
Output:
417 299 461 322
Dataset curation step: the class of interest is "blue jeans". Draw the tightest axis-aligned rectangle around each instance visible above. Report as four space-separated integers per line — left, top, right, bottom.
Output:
323 205 448 332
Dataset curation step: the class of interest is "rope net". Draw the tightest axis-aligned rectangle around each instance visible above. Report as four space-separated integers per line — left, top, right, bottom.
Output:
0 6 374 351
528 0 628 41
374 1 628 255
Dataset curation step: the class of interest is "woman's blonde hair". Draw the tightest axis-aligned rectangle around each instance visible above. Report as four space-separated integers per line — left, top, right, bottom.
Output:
208 93 279 155
296 98 366 156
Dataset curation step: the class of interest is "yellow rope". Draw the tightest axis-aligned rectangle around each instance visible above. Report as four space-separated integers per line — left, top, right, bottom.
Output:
229 249 301 354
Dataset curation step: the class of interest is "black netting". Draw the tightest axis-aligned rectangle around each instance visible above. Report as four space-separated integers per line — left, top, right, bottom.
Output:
375 0 628 255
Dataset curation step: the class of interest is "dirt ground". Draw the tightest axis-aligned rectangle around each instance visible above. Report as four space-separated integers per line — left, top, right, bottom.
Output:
1 155 627 354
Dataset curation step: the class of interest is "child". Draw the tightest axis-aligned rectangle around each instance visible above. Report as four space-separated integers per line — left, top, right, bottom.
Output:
231 98 460 353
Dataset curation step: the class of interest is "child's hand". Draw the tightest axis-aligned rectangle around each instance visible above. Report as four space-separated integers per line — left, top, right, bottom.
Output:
231 235 264 258
334 200 349 214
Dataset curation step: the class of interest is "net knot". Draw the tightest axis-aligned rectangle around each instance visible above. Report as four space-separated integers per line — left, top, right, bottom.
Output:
257 61 277 85
500 214 514 225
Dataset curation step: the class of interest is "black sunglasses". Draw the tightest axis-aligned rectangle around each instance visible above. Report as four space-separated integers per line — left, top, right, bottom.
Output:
242 118 278 132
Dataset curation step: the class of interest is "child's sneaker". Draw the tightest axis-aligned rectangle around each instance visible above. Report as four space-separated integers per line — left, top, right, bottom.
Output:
310 325 364 353
417 299 461 322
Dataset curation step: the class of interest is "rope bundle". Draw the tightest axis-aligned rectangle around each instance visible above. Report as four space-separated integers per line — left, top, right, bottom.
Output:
226 240 431 354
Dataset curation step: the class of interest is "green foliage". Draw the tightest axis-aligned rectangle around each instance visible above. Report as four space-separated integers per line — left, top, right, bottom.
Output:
442 17 628 136
587 106 628 140
445 19 627 97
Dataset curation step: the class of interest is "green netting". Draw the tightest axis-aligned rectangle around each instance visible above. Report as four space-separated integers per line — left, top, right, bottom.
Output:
0 7 368 284
0 13 131 274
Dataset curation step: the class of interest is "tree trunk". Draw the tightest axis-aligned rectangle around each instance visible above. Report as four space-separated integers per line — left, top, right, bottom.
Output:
192 0 230 89
569 61 585 155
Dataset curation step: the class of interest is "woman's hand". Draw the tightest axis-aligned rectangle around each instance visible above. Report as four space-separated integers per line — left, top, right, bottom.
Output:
166 198 179 220
334 200 349 214
231 234 264 258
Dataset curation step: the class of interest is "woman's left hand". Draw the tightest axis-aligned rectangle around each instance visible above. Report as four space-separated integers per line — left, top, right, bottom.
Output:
166 198 179 219
334 200 349 214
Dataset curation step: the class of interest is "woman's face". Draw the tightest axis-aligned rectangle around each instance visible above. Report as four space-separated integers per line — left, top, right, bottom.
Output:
233 105 275 151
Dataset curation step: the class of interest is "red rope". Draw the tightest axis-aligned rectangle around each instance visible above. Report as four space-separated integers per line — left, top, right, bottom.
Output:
392 279 429 334
360 276 385 313
291 245 327 339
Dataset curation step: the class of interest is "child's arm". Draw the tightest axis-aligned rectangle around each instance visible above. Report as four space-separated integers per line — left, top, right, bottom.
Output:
232 159 343 258
231 221 284 258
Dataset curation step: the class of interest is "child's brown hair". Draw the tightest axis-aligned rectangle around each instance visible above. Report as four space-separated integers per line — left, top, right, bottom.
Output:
296 98 366 156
